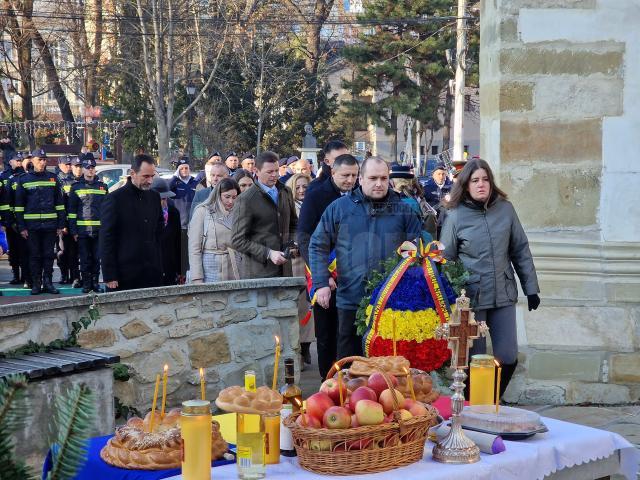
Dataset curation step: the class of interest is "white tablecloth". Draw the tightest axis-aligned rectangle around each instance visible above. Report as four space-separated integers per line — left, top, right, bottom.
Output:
167 417 639 480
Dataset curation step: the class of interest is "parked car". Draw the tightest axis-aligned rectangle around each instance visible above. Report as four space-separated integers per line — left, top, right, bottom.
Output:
95 164 175 189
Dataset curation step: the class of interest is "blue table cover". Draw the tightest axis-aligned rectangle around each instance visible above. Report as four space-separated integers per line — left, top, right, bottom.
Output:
42 435 235 480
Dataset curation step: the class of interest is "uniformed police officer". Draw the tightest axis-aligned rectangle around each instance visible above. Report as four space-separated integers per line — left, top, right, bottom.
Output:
68 153 108 293
0 152 26 285
14 148 65 295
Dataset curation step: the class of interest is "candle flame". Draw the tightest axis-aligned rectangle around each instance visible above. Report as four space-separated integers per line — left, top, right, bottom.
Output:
494 359 500 368
293 397 303 408
275 335 280 345
164 364 168 373
199 367 204 378
334 362 341 372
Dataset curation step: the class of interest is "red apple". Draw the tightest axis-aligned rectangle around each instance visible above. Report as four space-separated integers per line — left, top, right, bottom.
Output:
296 413 322 428
408 402 429 417
306 392 334 421
354 399 385 426
349 386 378 410
346 377 368 392
323 406 352 429
351 414 360 428
367 372 398 397
347 437 373 450
343 400 354 413
383 413 394 424
379 388 405 415
320 378 349 405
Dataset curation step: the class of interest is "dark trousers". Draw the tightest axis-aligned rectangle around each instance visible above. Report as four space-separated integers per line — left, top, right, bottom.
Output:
78 236 100 280
60 232 79 280
337 308 363 360
314 293 338 379
6 227 22 268
27 230 57 279
180 229 189 277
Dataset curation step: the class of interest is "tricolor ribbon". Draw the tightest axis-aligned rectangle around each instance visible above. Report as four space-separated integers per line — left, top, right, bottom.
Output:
364 240 451 355
302 251 337 326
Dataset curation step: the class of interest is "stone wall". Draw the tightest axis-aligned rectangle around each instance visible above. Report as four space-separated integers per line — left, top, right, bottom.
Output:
0 278 306 413
481 0 640 404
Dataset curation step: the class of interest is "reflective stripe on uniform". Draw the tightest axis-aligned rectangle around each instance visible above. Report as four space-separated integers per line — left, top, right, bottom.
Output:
75 189 107 195
63 185 71 193
14 206 25 212
24 213 57 220
22 181 56 188
55 205 65 211
77 220 100 226
0 204 10 211
67 213 78 219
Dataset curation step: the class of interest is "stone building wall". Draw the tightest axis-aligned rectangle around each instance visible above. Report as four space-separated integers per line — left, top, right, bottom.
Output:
0 278 305 413
481 0 639 404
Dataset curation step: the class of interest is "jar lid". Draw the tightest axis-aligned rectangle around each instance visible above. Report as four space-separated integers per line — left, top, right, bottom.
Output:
182 399 211 415
471 354 495 366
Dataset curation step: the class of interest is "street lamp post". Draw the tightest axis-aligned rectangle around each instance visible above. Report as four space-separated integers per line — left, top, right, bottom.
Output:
185 83 196 157
8 84 17 123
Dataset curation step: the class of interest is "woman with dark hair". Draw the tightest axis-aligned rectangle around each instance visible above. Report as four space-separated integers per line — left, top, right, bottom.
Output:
440 158 540 401
188 178 242 283
233 169 256 193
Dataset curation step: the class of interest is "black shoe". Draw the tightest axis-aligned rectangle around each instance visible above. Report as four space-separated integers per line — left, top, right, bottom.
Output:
24 281 32 289
71 278 81 289
31 276 42 295
82 278 92 294
42 277 60 294
9 267 21 285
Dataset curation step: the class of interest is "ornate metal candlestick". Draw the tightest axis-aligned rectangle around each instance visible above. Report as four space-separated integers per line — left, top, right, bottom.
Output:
433 290 489 464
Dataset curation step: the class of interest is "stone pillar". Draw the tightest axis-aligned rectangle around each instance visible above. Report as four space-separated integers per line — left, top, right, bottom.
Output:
480 0 640 404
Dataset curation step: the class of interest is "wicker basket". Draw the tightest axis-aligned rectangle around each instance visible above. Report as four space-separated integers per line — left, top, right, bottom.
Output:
283 357 439 475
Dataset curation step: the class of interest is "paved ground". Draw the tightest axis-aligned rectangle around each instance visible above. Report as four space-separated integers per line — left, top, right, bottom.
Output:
300 342 639 478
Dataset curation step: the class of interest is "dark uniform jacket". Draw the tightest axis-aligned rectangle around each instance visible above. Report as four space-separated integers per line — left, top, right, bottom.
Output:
99 178 164 289
422 177 452 208
231 181 297 279
307 163 332 193
0 167 15 226
68 178 109 237
0 167 24 228
14 170 65 232
309 188 422 310
169 175 198 229
297 177 342 265
160 202 182 285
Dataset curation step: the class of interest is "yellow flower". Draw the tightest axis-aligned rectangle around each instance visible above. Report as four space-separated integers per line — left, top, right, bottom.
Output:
375 308 441 342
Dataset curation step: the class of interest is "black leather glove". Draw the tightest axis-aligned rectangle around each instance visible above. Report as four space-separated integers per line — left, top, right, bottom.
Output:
527 294 540 311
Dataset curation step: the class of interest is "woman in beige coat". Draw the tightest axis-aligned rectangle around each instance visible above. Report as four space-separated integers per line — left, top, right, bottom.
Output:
286 173 315 366
188 178 241 283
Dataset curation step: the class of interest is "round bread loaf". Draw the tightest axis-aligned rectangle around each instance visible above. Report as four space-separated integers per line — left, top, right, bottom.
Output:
215 385 282 414
348 356 410 377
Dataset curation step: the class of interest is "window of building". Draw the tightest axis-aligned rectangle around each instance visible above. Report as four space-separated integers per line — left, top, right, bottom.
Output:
431 145 439 155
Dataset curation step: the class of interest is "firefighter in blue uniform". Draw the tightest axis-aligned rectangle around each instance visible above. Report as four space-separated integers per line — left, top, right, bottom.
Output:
2 153 32 287
0 152 27 285
68 153 108 293
56 155 74 284
168 156 197 277
14 149 65 295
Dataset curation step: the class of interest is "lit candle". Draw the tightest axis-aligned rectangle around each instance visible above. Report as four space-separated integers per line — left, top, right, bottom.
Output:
334 363 344 406
160 364 168 419
392 316 397 356
403 367 416 401
294 398 306 426
495 360 502 414
271 335 281 390
199 367 206 401
149 373 160 433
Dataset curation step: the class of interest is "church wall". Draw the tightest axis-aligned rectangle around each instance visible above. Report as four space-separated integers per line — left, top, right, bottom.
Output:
0 278 305 413
481 0 639 404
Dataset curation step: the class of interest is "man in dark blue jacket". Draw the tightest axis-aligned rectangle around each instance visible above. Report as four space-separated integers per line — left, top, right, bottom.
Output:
15 149 65 294
307 140 349 193
297 154 359 379
310 157 421 358
422 163 452 209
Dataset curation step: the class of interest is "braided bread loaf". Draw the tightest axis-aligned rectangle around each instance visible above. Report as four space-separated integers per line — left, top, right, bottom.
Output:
348 356 410 377
100 408 228 470
215 385 283 414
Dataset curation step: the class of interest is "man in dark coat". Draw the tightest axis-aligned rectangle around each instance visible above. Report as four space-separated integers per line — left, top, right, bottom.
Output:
168 156 198 278
152 177 182 286
297 153 359 379
422 163 453 209
307 140 349 193
99 154 164 291
231 151 297 279
310 157 422 358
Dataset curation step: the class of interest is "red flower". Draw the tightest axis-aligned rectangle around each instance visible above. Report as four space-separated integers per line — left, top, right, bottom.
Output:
368 337 450 372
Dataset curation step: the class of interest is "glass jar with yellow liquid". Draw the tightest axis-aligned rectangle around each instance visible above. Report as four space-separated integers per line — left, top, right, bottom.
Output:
181 400 212 480
236 370 266 479
470 354 496 412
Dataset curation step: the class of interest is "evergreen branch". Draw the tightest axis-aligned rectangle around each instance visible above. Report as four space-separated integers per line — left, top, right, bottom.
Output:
47 384 95 480
0 375 35 480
